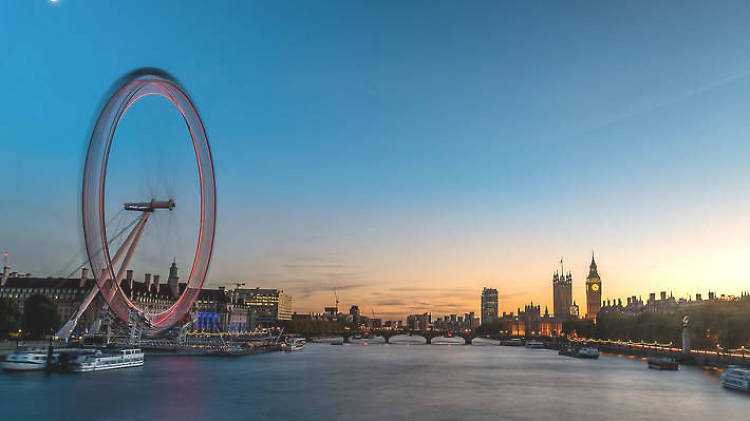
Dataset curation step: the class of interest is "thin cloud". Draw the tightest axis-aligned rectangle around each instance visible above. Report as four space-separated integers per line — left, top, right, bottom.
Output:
374 300 406 306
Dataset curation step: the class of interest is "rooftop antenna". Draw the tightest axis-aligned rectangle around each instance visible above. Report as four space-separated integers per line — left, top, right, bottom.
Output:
334 289 340 312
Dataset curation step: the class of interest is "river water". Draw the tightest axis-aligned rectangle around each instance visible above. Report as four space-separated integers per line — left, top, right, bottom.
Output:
1 344 746 421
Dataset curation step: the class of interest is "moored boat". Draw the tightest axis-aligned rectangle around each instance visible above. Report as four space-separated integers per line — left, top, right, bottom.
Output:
559 345 599 359
282 337 306 351
524 340 545 349
721 365 750 392
647 356 678 370
67 348 144 373
2 347 54 372
575 347 599 359
558 346 574 357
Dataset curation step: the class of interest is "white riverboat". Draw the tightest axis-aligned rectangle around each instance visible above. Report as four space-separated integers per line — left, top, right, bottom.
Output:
282 338 306 351
68 348 144 373
524 340 545 349
721 365 750 393
576 347 600 359
2 347 54 372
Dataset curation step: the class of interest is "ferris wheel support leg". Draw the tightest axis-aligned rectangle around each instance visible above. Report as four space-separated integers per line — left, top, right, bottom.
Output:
109 213 149 268
55 284 100 341
105 212 150 302
55 216 147 341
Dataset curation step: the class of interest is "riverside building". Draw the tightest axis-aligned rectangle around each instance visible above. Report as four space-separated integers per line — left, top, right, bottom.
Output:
501 303 562 337
0 267 100 331
235 288 293 327
1 262 285 334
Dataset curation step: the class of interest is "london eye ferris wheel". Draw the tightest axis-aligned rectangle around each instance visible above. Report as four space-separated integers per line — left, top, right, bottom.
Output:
81 68 216 329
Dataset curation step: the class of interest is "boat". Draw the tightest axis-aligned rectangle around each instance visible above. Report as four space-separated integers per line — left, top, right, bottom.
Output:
525 340 545 349
282 337 306 351
67 348 144 373
2 347 55 372
558 345 599 359
647 356 678 370
558 346 574 357
212 345 256 356
721 365 750 392
575 346 599 359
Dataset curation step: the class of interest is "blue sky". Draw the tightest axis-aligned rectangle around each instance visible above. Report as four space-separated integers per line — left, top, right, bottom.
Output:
1 1 748 318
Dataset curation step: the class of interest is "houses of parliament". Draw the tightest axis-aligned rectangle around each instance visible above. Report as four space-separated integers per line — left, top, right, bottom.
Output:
552 253 602 321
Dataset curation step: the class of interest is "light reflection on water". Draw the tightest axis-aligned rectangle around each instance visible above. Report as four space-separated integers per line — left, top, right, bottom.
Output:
0 344 747 421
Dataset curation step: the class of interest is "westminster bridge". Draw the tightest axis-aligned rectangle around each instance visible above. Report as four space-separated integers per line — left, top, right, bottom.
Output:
322 329 563 345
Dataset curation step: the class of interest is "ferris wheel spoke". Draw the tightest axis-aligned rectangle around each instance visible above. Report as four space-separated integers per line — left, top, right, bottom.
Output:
110 211 150 295
109 212 149 271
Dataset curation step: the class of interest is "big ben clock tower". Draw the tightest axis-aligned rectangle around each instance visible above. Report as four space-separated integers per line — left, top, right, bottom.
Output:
585 252 602 320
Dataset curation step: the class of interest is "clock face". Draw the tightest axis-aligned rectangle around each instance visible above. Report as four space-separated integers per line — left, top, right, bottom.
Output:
592 284 600 292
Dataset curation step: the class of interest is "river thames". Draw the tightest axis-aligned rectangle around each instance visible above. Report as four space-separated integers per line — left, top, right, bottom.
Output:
1 344 746 421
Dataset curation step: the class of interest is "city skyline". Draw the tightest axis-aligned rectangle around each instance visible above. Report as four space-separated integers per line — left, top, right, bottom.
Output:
2 2 749 420
5 252 739 322
1 1 749 321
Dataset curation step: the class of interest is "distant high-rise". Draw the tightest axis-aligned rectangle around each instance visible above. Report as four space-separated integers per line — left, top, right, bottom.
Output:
553 269 572 320
481 287 498 324
464 311 476 329
585 253 602 320
349 305 360 326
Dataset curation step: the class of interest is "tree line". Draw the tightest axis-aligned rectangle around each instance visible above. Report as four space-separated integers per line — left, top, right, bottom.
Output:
0 295 61 340
563 296 750 350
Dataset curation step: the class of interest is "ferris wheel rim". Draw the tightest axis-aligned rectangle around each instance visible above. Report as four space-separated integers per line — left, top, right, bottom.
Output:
82 68 216 328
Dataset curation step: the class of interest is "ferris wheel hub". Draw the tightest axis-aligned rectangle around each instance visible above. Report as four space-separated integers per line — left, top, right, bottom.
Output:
124 199 176 212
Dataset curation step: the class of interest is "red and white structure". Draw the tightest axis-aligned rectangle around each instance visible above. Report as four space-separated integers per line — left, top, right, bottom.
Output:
58 69 216 339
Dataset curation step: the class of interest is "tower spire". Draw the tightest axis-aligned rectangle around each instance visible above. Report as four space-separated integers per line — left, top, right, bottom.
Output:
560 257 564 276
